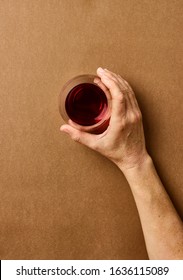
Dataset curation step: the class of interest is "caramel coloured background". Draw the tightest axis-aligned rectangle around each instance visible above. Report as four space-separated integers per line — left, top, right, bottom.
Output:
0 0 183 259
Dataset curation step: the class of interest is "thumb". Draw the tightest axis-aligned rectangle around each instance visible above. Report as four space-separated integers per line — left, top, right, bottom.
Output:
60 124 97 149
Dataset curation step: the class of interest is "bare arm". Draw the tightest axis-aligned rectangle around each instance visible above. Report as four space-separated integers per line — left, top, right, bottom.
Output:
121 156 183 259
60 67 183 259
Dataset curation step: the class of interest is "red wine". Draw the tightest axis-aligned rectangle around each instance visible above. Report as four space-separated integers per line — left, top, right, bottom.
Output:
65 83 108 126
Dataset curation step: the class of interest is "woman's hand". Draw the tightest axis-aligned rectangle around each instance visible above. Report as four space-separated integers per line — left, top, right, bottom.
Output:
60 67 149 172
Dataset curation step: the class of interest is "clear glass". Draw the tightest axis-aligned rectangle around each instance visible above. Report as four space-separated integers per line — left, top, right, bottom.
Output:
59 74 111 134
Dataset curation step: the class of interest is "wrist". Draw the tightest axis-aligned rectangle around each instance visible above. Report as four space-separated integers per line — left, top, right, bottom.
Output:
117 153 152 175
118 153 154 185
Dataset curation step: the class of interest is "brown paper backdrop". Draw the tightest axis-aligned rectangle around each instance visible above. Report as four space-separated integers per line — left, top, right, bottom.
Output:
0 0 183 259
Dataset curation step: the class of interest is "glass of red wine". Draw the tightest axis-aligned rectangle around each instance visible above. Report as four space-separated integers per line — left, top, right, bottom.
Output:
59 75 111 134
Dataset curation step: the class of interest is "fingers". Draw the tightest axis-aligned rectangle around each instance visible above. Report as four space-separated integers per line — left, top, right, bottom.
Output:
96 68 126 126
117 73 141 113
116 74 138 121
96 68 141 123
60 123 97 150
121 78 142 121
97 68 126 98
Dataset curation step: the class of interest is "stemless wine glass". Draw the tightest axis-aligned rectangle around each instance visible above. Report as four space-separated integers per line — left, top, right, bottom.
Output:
59 74 111 134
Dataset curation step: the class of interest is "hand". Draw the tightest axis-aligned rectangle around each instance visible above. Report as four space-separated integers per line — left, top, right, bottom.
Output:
60 67 149 172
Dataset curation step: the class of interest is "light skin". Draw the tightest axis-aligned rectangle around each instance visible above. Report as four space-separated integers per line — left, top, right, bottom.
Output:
60 67 183 260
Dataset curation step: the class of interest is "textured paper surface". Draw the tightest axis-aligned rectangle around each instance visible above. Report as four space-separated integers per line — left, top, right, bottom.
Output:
0 0 182 259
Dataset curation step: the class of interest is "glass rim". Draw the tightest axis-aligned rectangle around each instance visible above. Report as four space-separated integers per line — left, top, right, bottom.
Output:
59 74 111 133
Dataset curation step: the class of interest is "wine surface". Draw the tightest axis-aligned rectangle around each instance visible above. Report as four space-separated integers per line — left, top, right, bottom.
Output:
65 83 108 126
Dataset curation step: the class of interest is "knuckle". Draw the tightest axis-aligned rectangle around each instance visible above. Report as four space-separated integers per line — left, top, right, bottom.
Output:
72 134 81 142
90 141 98 150
128 90 135 97
116 92 125 103
130 111 142 124
130 113 138 124
107 78 119 88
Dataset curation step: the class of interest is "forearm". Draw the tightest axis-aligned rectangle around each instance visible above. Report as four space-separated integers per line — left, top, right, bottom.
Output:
118 155 183 259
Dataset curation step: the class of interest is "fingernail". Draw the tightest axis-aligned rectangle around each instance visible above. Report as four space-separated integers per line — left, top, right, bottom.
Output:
97 67 105 74
94 77 100 84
